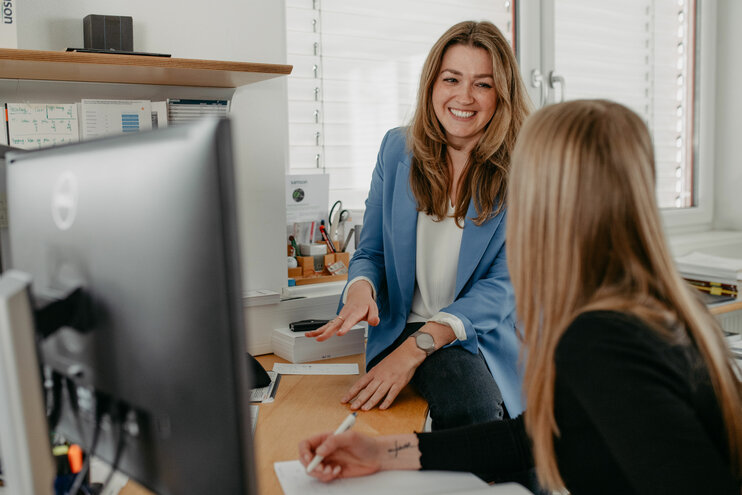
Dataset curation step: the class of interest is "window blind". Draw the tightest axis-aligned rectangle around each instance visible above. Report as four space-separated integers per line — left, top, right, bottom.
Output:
554 0 695 209
286 0 514 209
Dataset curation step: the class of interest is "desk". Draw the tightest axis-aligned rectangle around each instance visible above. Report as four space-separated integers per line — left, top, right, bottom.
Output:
120 353 427 495
254 353 427 494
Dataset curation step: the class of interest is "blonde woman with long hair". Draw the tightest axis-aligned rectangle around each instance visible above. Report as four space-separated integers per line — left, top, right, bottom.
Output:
307 20 531 437
298 100 742 494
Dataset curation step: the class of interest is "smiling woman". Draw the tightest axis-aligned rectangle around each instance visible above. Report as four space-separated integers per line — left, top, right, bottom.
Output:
306 17 532 465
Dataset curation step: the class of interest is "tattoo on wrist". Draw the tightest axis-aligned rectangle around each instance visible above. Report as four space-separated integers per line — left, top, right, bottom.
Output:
388 440 413 458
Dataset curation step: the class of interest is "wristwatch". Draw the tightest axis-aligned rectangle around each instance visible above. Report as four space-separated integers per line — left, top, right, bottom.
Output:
410 330 436 357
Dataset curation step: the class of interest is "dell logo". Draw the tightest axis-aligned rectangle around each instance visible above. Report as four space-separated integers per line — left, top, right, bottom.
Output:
51 172 78 231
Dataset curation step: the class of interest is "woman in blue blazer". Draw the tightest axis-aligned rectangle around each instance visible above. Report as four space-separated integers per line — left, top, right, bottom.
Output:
308 21 531 431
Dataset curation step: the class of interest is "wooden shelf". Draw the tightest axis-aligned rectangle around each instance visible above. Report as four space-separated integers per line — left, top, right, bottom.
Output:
0 48 292 88
710 299 742 316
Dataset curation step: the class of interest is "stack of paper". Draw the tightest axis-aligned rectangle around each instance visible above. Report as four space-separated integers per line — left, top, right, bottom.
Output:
675 252 742 302
272 325 364 363
166 99 229 125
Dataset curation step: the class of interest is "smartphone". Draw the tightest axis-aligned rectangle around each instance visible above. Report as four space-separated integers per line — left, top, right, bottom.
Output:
289 319 330 332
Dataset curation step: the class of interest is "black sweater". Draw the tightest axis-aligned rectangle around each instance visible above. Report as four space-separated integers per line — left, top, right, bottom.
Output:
417 311 740 494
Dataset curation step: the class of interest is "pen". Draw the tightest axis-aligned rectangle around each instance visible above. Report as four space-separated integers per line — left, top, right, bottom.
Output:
319 223 336 253
306 412 357 473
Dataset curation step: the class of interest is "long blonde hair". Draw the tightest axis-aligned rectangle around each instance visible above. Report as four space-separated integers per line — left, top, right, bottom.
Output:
507 99 742 489
408 20 530 226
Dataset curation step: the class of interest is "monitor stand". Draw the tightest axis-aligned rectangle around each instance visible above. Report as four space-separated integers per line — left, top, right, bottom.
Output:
0 271 55 494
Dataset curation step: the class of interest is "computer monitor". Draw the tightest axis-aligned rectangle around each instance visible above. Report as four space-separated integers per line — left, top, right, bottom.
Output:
6 118 256 494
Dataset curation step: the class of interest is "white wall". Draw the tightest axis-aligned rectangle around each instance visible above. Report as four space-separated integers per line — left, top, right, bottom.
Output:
713 0 742 231
14 0 291 352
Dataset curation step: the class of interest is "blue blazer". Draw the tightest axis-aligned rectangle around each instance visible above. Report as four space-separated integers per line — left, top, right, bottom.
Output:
340 128 524 415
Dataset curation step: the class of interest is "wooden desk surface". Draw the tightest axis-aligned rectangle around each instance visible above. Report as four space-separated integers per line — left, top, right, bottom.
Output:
710 299 742 315
120 353 428 495
254 353 428 495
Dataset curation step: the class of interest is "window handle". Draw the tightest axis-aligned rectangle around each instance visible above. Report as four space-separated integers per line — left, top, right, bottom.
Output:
531 69 548 108
549 71 565 103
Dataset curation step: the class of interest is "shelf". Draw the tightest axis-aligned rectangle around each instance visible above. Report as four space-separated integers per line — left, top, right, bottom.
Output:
0 48 292 88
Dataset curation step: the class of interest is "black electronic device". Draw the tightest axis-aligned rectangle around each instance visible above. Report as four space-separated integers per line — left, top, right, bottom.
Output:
83 14 133 52
66 48 171 58
247 353 271 388
6 119 257 495
289 319 330 332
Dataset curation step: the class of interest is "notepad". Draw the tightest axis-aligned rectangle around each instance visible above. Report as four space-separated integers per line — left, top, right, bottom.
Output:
6 103 79 149
272 363 359 375
273 460 531 495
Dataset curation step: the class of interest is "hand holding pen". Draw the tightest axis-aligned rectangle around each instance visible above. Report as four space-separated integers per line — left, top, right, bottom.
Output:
305 412 357 473
299 412 383 481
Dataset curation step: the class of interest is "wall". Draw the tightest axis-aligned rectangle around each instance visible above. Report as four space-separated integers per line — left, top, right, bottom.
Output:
14 0 291 351
713 0 742 231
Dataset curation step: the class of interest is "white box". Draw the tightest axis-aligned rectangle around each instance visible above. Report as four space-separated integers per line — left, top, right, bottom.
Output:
0 1 17 49
272 325 364 363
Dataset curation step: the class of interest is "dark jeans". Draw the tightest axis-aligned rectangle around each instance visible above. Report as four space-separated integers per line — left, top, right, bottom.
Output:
367 322 505 431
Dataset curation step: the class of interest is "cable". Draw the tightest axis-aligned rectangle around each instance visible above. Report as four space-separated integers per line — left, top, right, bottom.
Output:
65 380 102 495
98 407 128 495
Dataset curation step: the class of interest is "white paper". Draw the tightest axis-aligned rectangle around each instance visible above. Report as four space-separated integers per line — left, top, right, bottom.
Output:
0 4 17 48
272 363 359 375
676 251 742 281
273 460 500 495
81 99 153 139
286 174 330 224
6 103 79 149
151 101 168 128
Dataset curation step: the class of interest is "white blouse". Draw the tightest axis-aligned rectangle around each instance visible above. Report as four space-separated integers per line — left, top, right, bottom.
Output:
344 204 467 342
406 205 467 341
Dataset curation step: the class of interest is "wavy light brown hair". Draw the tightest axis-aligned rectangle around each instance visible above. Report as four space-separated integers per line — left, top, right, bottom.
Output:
408 21 530 226
507 99 742 490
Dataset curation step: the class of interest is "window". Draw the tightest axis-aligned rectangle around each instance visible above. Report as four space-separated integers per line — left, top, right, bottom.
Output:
553 0 695 209
286 1 710 224
519 0 711 224
285 0 514 210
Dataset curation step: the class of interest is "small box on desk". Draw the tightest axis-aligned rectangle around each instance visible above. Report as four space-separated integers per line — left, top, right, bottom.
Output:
272 325 365 363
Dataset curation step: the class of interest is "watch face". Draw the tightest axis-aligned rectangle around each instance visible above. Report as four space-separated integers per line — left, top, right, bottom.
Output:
415 332 435 351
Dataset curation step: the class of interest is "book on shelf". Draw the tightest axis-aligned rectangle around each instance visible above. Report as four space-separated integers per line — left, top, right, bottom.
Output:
166 99 230 125
0 103 7 146
5 103 79 149
676 251 742 303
